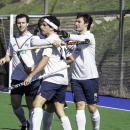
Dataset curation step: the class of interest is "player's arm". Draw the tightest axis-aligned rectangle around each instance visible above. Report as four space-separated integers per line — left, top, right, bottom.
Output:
0 41 14 66
31 36 65 47
69 34 89 42
59 30 90 43
66 54 74 65
0 54 12 66
23 55 49 86
31 36 52 46
65 45 74 65
24 65 34 75
52 40 65 48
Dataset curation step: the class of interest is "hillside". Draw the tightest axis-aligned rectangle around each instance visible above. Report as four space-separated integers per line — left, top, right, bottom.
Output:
0 0 130 15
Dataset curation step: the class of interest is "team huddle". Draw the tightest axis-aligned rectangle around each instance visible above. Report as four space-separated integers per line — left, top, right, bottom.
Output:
0 13 100 130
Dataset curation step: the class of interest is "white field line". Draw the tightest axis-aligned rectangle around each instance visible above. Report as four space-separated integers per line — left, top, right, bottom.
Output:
66 101 130 112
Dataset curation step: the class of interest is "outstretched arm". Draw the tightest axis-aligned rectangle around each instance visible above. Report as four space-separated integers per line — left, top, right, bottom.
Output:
31 36 52 46
59 30 90 42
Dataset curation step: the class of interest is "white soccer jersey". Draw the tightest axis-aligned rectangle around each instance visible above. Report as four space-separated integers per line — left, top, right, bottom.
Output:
31 34 71 60
6 32 34 80
40 34 69 85
69 31 99 80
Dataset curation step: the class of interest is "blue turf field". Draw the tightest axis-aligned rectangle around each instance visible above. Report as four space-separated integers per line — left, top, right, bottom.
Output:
66 91 130 111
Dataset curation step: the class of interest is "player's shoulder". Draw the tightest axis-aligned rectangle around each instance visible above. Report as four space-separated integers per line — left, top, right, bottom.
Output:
32 34 46 39
50 33 60 39
37 34 46 39
12 33 19 38
84 31 95 39
26 32 33 38
31 35 40 39
86 31 94 36
9 34 18 44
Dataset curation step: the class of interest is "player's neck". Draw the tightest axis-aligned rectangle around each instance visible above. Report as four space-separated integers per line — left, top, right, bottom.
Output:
79 28 87 35
19 30 29 37
46 31 55 37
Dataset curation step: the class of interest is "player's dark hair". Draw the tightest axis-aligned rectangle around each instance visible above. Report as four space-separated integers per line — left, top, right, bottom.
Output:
77 13 93 30
37 16 46 30
45 15 60 32
37 15 60 32
15 14 29 24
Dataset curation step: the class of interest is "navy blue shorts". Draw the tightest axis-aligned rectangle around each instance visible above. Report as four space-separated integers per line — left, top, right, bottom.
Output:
70 78 99 104
31 79 42 99
11 79 41 97
37 81 67 103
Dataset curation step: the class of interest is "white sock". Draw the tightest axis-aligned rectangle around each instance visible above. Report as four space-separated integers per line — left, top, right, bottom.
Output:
76 110 86 130
13 106 27 126
60 116 72 130
42 110 54 130
32 108 43 130
90 110 100 130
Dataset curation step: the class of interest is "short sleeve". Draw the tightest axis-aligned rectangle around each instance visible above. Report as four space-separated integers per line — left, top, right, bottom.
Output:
42 48 52 57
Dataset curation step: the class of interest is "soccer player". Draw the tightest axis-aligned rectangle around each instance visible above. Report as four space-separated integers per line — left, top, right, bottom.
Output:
58 13 100 130
23 15 73 130
28 17 55 130
0 14 36 130
30 16 72 130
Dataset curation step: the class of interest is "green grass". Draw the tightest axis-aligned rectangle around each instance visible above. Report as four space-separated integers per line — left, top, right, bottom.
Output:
0 0 130 15
0 92 130 130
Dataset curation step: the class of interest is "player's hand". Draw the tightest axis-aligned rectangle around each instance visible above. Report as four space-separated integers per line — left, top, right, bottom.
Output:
23 76 32 86
53 40 65 48
58 30 70 38
0 58 6 66
67 40 77 45
66 41 76 51
67 45 75 51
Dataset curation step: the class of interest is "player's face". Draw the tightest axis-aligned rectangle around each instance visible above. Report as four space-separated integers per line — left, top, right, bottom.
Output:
75 17 88 34
16 17 29 33
39 22 51 36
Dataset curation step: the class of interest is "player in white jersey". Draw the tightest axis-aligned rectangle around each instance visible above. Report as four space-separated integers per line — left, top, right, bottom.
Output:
30 17 55 130
57 13 100 130
23 16 73 130
30 16 73 130
0 14 36 130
